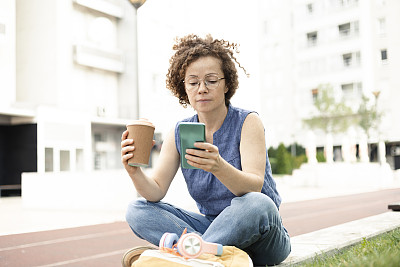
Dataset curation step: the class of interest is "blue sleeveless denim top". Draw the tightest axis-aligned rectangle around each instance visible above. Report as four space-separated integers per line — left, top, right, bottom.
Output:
175 104 281 216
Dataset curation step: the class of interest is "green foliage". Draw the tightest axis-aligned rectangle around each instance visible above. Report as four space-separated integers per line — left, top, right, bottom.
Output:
276 143 292 174
300 228 400 267
268 143 307 175
304 85 382 142
286 143 306 156
267 146 277 159
316 151 326 162
293 154 308 168
303 84 356 134
269 157 277 174
357 94 382 138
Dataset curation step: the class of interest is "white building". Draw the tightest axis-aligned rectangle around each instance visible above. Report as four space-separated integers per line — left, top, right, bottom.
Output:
258 0 400 169
0 0 145 194
0 0 260 197
2 0 400 197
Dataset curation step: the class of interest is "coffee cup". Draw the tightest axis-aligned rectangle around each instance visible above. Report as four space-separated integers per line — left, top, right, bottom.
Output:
126 118 155 167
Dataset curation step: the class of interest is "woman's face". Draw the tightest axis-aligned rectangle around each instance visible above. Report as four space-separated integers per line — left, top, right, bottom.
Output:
184 56 228 113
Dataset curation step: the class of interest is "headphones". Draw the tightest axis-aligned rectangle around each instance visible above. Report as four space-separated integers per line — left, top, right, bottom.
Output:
159 232 223 259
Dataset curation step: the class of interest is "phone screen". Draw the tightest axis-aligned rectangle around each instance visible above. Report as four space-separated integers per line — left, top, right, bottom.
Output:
179 122 205 169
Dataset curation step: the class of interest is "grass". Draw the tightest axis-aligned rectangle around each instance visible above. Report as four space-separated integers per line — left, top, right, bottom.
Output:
298 227 400 267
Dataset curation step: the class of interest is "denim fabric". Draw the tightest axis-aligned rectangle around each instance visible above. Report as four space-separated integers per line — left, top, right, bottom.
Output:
175 104 282 215
126 192 291 266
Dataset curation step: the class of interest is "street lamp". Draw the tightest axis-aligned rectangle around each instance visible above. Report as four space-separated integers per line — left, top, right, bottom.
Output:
129 0 146 9
128 0 146 119
372 90 385 165
372 90 381 103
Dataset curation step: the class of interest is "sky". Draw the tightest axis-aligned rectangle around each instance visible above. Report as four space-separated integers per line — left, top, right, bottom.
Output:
134 0 262 133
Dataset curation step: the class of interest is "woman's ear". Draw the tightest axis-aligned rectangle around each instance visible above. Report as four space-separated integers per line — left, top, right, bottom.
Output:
224 86 229 93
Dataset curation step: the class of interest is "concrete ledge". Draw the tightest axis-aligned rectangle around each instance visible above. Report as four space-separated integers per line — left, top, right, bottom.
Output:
21 170 136 211
280 212 400 266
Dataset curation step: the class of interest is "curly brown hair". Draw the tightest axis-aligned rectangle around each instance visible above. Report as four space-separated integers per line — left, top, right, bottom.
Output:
166 34 248 107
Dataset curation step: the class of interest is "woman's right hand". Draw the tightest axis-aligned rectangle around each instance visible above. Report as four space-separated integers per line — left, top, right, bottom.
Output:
121 130 139 176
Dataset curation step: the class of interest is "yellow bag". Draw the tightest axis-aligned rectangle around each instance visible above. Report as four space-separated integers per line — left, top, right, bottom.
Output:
133 246 252 267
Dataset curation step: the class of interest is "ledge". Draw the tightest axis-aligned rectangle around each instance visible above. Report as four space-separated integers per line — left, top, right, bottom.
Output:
279 212 400 266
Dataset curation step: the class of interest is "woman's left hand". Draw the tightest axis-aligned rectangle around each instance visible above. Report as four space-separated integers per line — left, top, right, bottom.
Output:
185 142 223 173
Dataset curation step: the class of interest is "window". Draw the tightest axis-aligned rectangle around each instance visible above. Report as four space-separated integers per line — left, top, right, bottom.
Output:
307 31 318 46
342 51 361 67
60 150 70 171
45 148 54 172
353 21 360 33
339 23 350 36
356 82 363 96
338 21 359 37
339 0 359 6
76 149 84 171
341 82 362 99
341 83 353 96
355 51 361 65
381 49 388 63
262 20 268 36
311 88 318 103
342 53 352 66
94 133 105 142
378 18 386 35
307 3 314 14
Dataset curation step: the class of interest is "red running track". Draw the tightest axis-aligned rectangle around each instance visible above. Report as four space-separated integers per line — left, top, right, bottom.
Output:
1 188 399 267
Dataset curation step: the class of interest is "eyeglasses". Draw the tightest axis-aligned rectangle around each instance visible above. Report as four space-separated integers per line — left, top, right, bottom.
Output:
183 74 225 91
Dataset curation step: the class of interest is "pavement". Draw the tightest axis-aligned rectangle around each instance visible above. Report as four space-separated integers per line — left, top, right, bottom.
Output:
2 169 400 237
1 167 400 266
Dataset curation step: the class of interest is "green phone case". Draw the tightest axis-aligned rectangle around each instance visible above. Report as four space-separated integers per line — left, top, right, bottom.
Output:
179 122 206 169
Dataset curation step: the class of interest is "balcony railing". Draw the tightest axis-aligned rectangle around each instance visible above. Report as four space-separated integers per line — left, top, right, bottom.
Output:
73 43 124 73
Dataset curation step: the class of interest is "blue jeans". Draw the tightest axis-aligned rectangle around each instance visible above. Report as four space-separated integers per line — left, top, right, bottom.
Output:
125 192 291 266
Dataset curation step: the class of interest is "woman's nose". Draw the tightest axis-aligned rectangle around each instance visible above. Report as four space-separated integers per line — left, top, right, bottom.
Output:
198 81 208 93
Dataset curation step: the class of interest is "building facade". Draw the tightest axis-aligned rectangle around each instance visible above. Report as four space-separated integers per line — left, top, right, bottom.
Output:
258 0 400 169
2 0 400 196
0 0 142 193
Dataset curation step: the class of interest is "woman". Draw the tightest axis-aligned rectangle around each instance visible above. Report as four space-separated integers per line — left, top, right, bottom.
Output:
121 34 291 266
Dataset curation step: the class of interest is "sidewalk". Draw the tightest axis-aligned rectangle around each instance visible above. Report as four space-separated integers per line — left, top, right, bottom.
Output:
1 169 399 236
0 196 126 236
1 170 399 267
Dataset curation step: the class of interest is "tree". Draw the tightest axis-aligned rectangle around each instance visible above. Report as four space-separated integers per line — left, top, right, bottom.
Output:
276 143 292 174
357 94 382 138
303 84 355 134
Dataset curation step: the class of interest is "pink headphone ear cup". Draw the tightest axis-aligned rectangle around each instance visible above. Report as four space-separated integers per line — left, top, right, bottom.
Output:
159 233 179 249
159 233 168 248
177 233 203 258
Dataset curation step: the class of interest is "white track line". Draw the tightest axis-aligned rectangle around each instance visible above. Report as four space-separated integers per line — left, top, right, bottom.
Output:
32 248 130 267
0 229 130 252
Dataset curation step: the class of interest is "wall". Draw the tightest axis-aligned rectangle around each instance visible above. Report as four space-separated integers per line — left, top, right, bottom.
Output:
16 0 58 106
0 0 16 107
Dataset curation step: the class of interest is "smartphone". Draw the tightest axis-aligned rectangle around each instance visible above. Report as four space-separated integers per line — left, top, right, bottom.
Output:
179 122 206 169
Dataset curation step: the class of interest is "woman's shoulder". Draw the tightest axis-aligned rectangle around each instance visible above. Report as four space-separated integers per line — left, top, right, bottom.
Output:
243 112 263 130
228 105 260 126
229 105 257 118
227 105 263 136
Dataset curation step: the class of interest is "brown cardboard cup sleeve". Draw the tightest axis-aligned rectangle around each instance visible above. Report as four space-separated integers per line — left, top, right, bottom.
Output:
126 119 155 167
